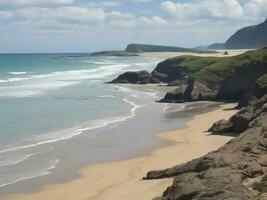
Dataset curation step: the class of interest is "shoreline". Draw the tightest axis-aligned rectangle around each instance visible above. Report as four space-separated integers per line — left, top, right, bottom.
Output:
139 49 250 58
2 103 238 200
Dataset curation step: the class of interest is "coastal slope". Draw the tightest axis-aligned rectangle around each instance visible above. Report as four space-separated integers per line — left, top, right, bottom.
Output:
208 19 267 49
110 48 267 105
145 95 267 200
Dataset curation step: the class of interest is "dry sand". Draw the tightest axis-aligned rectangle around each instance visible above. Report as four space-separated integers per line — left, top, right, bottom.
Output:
2 103 238 200
139 49 251 58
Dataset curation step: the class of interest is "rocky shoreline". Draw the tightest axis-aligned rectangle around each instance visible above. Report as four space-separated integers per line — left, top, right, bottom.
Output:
109 48 267 199
144 95 267 200
110 48 267 105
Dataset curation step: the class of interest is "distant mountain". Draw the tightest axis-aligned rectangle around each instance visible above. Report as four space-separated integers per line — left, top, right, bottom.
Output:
208 19 267 49
125 43 214 53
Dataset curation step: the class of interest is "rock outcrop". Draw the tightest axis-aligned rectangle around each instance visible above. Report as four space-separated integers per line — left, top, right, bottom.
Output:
110 56 220 86
160 48 267 103
108 70 159 84
145 95 267 200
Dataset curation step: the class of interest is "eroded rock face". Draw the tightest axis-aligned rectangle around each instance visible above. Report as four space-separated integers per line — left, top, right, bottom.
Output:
208 119 234 133
145 95 267 200
209 95 267 134
160 80 219 103
108 70 158 84
159 86 187 103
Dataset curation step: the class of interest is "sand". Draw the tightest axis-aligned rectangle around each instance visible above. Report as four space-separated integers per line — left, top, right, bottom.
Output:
139 49 251 58
3 103 237 200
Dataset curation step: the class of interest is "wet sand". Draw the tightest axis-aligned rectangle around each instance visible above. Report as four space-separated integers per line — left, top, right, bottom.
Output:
3 103 237 200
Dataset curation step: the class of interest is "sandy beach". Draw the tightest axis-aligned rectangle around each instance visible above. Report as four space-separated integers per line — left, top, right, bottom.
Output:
139 49 251 58
3 103 237 200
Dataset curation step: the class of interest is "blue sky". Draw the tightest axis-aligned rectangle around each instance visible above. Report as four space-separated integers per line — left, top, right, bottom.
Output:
0 0 266 53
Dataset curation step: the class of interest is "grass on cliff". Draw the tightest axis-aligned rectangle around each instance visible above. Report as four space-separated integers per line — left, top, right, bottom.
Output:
194 48 267 84
256 74 267 90
165 56 220 71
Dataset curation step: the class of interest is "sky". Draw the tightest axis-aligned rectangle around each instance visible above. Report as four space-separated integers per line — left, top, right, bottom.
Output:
0 0 266 53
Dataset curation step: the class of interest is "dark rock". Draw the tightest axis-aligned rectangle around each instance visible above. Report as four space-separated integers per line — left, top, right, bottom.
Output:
109 70 152 84
229 107 254 133
208 119 234 133
145 95 267 200
159 86 187 103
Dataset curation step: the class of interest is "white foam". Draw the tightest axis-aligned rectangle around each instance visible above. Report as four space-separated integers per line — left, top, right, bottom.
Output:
0 64 131 97
0 159 60 188
0 111 135 155
0 153 34 167
98 95 115 98
9 72 27 75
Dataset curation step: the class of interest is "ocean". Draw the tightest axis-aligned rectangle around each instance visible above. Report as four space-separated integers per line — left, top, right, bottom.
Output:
0 54 187 193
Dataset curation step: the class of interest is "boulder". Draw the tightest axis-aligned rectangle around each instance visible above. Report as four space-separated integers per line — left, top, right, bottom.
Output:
109 70 152 84
159 86 187 103
208 119 234 133
145 95 267 200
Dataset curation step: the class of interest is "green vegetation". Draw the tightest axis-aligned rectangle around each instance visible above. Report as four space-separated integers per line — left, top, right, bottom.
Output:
194 48 267 84
166 56 220 71
253 174 267 193
256 74 267 90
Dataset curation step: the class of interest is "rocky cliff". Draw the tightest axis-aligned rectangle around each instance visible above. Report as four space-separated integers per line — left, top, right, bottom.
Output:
145 94 267 200
110 56 220 85
160 48 267 103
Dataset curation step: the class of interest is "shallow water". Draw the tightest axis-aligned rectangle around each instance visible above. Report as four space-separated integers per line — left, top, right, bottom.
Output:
0 54 168 191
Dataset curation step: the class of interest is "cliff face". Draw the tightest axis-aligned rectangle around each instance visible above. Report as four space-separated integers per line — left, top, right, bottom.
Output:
160 48 267 103
145 95 267 200
110 56 220 86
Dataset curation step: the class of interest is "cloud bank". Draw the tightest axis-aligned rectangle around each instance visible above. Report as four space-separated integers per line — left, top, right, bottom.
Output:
0 0 266 52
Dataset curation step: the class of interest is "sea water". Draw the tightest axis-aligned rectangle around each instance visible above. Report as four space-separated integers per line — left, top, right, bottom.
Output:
0 53 165 190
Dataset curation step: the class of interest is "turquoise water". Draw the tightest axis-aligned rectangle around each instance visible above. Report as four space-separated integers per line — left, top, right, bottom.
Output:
0 54 164 188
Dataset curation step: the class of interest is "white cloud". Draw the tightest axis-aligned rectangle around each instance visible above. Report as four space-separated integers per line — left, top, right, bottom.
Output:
134 0 153 3
243 0 267 17
1 0 267 53
140 16 168 26
0 10 13 20
0 0 73 8
161 0 267 22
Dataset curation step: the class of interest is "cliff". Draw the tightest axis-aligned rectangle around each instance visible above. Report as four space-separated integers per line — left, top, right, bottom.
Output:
160 48 267 103
145 94 267 200
110 56 220 85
